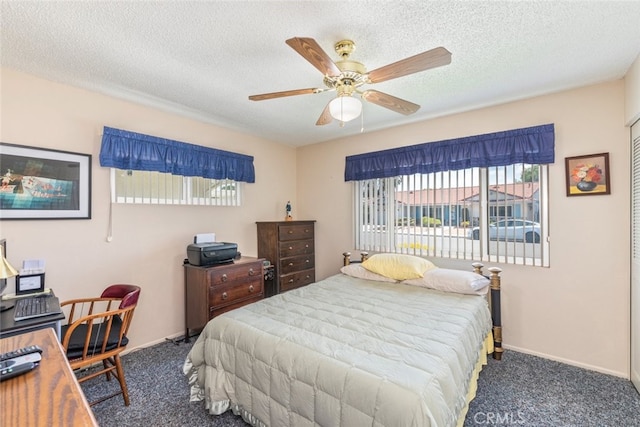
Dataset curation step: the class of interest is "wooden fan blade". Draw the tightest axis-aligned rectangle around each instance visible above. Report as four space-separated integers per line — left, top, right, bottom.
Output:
316 101 333 126
367 46 451 83
286 37 342 77
249 88 318 101
361 90 420 115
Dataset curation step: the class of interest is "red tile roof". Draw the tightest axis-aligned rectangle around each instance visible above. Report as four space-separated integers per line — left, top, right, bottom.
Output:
396 182 539 205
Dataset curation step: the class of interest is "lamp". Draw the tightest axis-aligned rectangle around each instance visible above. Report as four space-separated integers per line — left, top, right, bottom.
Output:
0 246 18 312
329 96 362 123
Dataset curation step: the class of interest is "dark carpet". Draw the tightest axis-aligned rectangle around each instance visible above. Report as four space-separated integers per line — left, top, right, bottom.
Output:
82 338 640 426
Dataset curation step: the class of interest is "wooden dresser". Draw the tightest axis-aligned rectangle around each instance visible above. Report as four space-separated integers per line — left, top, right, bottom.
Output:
184 257 264 340
256 220 315 294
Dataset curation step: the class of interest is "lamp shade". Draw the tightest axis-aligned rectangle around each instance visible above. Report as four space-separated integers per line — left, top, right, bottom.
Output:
329 96 362 123
0 247 18 279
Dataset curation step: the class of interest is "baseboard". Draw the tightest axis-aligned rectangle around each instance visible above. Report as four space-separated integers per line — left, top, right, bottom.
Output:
123 331 188 355
632 366 640 390
504 344 629 379
66 332 188 371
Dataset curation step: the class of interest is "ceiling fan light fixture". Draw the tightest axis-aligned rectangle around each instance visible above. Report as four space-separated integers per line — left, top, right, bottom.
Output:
329 96 362 123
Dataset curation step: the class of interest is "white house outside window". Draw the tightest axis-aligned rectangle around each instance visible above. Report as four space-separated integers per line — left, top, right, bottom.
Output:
353 165 550 267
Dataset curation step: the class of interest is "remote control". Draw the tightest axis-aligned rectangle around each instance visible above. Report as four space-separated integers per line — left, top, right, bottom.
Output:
0 360 37 381
0 352 41 381
0 345 43 362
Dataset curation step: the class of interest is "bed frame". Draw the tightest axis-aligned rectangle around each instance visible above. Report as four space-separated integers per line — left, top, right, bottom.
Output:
343 252 503 360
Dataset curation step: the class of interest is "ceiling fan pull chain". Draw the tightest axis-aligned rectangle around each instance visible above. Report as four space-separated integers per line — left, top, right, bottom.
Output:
360 105 365 133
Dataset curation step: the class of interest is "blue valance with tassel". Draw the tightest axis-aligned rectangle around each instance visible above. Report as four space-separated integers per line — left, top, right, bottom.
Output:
99 126 255 183
345 123 555 181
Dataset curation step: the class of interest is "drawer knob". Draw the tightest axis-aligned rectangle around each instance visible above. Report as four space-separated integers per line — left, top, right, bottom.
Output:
248 268 255 276
249 285 255 292
289 246 293 250
222 292 228 300
221 274 228 282
288 262 294 266
288 278 294 283
305 259 310 263
305 244 309 248
288 230 293 234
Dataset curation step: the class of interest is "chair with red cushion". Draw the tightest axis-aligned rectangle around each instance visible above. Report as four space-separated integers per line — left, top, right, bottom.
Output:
61 284 141 406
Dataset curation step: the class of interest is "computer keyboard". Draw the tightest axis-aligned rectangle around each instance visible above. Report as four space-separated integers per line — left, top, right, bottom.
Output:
13 296 62 321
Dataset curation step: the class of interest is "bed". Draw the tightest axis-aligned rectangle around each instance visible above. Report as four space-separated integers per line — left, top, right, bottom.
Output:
184 253 502 427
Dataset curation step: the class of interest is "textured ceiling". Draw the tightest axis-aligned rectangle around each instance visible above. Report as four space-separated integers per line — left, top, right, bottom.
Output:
2 1 640 147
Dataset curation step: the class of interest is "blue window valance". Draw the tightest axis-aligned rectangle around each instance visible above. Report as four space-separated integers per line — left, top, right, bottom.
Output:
344 123 555 181
99 126 255 183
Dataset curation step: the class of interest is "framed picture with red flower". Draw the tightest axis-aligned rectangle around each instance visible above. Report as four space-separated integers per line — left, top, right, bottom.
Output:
565 152 610 196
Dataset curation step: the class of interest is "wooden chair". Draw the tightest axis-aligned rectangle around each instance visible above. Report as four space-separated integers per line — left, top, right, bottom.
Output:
60 284 141 406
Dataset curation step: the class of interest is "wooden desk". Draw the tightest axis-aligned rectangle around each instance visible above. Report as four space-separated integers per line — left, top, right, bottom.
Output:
0 328 98 427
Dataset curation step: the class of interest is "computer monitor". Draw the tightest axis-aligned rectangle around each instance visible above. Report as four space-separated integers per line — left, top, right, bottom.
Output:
0 238 14 312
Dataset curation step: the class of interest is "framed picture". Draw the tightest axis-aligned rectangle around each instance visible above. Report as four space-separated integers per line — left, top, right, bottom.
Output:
0 238 6 294
565 152 610 197
16 273 45 295
0 143 91 219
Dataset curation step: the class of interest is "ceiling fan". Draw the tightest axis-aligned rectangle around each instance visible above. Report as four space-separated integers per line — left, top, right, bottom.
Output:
248 37 451 126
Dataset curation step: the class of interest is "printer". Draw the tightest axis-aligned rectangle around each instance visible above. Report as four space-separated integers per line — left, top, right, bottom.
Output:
187 242 238 266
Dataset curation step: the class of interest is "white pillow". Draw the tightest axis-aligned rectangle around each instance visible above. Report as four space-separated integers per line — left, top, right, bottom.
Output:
403 268 490 295
340 264 398 283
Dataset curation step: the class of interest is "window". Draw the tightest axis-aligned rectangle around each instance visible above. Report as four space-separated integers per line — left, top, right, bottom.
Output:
346 124 554 267
110 169 242 206
354 164 549 266
100 126 255 207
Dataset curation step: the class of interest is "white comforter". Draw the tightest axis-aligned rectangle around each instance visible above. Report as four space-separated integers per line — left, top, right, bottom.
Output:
184 273 492 427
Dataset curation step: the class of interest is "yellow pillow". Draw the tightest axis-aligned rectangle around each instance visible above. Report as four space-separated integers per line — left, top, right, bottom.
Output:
361 253 437 281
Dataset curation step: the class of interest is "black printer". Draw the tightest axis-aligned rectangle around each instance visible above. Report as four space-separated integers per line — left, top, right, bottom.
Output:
187 242 238 266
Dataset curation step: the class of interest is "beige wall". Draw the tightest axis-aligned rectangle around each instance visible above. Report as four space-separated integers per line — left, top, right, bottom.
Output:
626 53 640 125
0 68 297 348
1 68 632 378
298 80 631 378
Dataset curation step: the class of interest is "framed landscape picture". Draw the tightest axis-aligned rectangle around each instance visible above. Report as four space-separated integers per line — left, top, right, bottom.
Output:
565 152 610 197
0 143 92 219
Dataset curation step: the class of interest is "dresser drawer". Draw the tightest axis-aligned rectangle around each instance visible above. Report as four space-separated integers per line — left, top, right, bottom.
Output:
257 220 316 296
208 262 262 286
210 277 263 308
184 257 265 340
279 254 315 275
279 239 314 257
278 223 314 241
280 269 315 292
210 294 263 318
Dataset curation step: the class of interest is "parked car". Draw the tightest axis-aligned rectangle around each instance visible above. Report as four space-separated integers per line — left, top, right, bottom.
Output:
467 219 541 243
